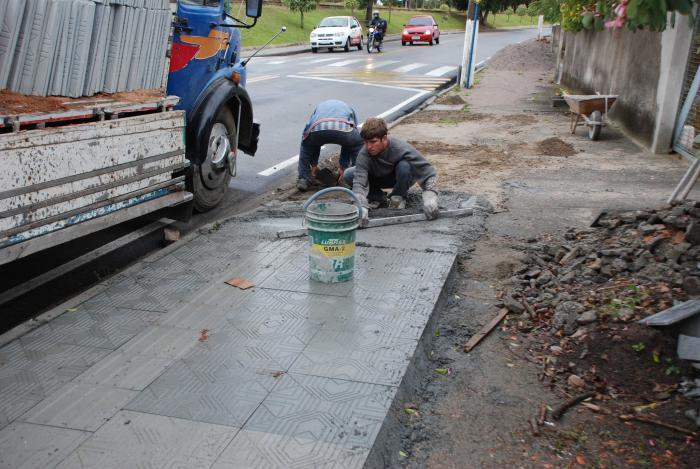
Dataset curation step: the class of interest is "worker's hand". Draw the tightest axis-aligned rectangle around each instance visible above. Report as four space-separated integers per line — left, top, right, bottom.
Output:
423 190 439 220
360 207 369 228
337 167 345 184
311 165 318 178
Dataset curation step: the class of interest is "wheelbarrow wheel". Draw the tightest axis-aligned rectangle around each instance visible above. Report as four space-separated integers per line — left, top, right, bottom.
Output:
588 110 602 141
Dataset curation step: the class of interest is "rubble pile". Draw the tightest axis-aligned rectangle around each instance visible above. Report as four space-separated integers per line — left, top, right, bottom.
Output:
501 201 700 332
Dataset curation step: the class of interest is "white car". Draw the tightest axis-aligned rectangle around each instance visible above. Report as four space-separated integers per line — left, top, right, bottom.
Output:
310 16 363 53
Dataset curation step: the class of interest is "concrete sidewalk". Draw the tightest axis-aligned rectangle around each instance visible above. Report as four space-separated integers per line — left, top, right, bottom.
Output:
0 196 486 468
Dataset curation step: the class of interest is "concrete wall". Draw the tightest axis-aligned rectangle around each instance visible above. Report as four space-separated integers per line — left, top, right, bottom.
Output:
560 28 663 147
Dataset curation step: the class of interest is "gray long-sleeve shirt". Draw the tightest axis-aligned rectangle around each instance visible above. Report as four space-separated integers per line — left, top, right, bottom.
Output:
351 137 437 198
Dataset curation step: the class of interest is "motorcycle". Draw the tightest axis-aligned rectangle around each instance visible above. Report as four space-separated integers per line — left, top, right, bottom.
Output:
366 27 382 53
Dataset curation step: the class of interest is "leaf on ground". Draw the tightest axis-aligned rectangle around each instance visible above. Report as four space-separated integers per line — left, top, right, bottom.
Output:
271 371 286 378
399 450 407 458
198 329 209 342
434 368 450 375
575 454 587 465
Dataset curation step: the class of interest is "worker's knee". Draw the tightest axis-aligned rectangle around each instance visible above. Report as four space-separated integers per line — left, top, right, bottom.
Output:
395 160 411 178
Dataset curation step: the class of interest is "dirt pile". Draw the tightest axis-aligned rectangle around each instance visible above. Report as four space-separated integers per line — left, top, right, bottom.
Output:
498 201 700 465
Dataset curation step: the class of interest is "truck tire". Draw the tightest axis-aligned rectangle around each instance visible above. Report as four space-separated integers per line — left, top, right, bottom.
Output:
189 108 235 212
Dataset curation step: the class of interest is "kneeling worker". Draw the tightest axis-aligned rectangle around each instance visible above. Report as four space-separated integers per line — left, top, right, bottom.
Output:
343 117 439 223
297 99 363 191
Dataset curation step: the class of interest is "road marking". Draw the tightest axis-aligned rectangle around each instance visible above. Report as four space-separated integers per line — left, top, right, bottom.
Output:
292 71 450 91
364 60 400 70
257 89 430 177
258 153 300 176
425 65 457 77
328 58 365 67
247 74 279 83
287 74 427 93
265 59 289 65
308 57 341 63
393 62 426 73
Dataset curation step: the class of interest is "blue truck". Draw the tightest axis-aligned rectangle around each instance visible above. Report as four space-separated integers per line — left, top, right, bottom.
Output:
0 0 265 265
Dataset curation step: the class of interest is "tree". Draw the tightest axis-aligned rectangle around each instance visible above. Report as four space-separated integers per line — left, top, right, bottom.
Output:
533 0 560 23
516 4 527 22
504 6 514 21
527 2 538 22
284 0 318 29
345 0 359 16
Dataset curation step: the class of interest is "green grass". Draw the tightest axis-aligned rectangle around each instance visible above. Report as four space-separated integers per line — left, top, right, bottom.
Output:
485 14 540 29
237 5 467 47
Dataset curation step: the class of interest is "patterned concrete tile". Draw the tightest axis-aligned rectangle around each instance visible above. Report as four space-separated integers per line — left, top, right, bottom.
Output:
304 329 418 355
55 410 237 469
87 272 210 313
245 373 396 449
0 339 111 401
19 383 137 431
125 359 276 427
0 422 89 469
0 392 42 431
290 345 414 387
74 350 173 391
22 307 160 350
117 325 201 359
212 429 368 469
183 328 308 372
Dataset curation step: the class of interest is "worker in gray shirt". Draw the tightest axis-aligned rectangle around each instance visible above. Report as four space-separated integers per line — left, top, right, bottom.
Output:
343 117 439 224
297 100 363 191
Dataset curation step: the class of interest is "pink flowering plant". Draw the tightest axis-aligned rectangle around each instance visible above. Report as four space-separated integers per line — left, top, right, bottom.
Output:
561 0 696 32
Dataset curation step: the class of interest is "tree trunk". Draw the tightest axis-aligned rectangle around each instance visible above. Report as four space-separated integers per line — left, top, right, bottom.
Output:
301 11 304 30
480 10 489 26
365 2 372 23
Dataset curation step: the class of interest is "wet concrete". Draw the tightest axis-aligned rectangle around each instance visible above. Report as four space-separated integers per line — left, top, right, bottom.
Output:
0 192 488 468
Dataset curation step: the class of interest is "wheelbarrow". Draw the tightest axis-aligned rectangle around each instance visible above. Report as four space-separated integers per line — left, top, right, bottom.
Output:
563 93 618 141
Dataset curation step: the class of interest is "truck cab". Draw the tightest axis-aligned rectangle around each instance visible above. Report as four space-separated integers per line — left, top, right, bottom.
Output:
168 0 262 212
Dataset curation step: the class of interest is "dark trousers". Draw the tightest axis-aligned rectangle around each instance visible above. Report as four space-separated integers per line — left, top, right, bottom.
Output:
343 159 414 201
298 128 363 181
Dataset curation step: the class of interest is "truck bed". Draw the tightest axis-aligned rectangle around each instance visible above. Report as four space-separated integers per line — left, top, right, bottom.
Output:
0 95 191 265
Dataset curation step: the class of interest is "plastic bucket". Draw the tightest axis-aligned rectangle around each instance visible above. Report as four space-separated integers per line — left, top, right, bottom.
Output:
303 188 361 283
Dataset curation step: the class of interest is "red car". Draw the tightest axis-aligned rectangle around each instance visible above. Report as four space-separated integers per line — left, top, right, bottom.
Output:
401 15 440 46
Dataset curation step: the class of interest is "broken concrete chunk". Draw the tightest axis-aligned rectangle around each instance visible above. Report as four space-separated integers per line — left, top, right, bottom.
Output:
554 301 585 334
683 276 700 296
560 246 581 265
686 222 700 245
567 374 586 388
503 295 525 314
577 310 597 324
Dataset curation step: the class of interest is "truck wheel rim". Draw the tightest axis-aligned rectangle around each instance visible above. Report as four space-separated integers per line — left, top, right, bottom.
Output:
202 123 229 190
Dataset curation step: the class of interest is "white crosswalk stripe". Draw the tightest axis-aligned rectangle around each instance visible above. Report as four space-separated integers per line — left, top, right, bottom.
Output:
364 60 400 70
393 62 427 73
425 65 457 77
247 74 279 83
308 57 341 63
328 58 365 67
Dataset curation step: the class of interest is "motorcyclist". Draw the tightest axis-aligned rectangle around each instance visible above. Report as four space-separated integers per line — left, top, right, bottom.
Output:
369 11 387 45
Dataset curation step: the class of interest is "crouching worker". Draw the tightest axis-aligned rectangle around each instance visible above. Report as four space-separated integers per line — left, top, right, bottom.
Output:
343 117 439 226
297 99 363 191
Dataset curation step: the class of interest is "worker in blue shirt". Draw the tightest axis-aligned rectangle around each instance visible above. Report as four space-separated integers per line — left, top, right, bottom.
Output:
297 99 363 191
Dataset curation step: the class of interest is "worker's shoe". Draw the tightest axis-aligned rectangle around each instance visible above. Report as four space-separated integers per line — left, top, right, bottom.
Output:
296 178 309 191
388 195 406 210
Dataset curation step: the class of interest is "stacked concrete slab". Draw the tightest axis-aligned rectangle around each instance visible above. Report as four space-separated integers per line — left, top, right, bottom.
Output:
0 0 171 98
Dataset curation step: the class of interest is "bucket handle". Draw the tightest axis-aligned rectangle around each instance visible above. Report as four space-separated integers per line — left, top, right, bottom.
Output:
302 187 362 213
